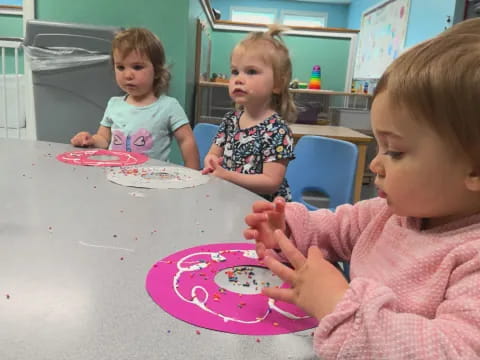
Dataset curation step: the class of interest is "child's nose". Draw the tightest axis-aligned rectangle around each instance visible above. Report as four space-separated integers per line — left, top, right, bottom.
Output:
234 74 244 84
369 153 385 177
125 69 134 79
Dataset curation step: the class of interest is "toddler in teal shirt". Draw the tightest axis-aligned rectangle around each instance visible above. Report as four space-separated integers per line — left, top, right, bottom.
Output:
71 28 200 169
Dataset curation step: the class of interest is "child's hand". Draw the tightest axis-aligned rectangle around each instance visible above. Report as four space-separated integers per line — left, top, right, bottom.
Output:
201 154 222 174
244 197 288 259
71 132 94 147
262 229 349 321
203 156 227 178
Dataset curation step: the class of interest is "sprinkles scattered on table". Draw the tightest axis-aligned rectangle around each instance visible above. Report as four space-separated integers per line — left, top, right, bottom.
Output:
107 166 209 189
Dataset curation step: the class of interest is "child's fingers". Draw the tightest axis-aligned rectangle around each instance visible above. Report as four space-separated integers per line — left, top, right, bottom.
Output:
244 212 268 227
273 197 286 212
275 230 306 270
264 248 280 258
251 200 275 213
263 254 296 285
262 284 295 304
207 157 218 170
255 241 266 259
243 228 258 240
71 134 82 145
307 246 325 261
82 135 91 146
201 167 213 175
307 247 339 274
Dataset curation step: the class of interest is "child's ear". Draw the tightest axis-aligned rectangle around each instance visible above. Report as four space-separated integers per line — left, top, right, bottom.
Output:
465 167 480 191
272 80 283 95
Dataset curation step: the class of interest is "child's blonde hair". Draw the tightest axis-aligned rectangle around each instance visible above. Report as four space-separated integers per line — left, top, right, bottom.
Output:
112 28 170 97
232 25 297 122
374 18 480 168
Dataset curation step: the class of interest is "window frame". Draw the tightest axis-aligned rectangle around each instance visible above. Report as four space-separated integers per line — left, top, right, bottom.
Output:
230 6 277 25
0 5 22 15
280 9 328 28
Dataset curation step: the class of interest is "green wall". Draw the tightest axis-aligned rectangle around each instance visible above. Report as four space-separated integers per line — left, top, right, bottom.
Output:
0 14 24 73
285 36 350 91
0 13 22 38
211 30 350 92
35 0 190 109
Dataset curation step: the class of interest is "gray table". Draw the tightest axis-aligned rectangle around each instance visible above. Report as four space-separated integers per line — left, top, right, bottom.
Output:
0 139 315 360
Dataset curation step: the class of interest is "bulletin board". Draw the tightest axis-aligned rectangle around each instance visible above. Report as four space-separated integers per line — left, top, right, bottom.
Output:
353 0 410 80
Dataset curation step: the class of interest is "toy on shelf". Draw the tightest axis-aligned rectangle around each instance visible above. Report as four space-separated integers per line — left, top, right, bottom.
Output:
289 79 308 89
308 65 321 90
289 79 299 89
210 73 229 83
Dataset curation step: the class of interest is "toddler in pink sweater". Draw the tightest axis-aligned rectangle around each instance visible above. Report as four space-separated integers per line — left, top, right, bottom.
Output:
244 18 480 359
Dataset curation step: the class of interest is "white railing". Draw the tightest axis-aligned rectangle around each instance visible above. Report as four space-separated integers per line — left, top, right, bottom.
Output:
0 37 25 139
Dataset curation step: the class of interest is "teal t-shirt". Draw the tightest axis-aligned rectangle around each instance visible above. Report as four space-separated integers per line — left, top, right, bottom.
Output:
100 95 189 161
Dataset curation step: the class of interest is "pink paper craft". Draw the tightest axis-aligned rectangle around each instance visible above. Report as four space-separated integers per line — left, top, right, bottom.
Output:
56 149 148 167
146 243 318 335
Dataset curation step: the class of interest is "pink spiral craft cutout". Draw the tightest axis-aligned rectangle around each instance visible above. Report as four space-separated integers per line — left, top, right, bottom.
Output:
56 149 148 167
146 243 318 335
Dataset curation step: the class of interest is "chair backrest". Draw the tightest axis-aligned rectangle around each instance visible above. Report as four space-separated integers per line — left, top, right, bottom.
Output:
286 135 358 210
193 123 219 169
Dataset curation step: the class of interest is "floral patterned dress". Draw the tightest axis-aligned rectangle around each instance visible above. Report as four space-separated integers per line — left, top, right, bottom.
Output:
214 111 295 201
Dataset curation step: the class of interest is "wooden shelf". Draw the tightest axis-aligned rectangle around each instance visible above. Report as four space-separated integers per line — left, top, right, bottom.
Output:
198 81 372 97
290 88 371 97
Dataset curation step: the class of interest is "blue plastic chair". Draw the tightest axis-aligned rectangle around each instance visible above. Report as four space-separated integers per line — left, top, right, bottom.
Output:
193 123 219 169
286 135 358 281
286 135 358 211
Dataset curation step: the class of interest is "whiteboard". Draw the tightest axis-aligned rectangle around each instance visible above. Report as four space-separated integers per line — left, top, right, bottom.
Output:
353 0 410 79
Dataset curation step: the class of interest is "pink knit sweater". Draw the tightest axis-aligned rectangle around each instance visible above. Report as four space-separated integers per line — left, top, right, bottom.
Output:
285 197 480 359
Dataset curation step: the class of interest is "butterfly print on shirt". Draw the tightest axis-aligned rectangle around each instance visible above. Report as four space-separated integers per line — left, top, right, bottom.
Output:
111 128 154 154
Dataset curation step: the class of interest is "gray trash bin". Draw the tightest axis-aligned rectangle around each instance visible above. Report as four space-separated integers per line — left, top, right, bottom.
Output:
24 20 123 143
